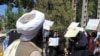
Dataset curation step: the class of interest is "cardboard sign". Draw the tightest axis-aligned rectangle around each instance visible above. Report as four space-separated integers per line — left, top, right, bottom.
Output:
64 29 79 38
43 20 54 30
67 22 79 29
77 27 84 32
86 19 100 30
0 33 6 37
48 38 59 46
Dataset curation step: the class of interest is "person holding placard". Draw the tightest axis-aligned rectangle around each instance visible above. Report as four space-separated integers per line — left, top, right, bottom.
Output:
88 31 97 56
69 31 88 56
48 31 60 56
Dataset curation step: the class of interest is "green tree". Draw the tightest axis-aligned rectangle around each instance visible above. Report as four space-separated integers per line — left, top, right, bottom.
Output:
5 4 25 29
34 0 73 31
88 0 98 18
1 0 74 31
0 15 5 30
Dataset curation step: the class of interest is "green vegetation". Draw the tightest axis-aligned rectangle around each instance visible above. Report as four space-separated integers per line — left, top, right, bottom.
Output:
0 0 99 31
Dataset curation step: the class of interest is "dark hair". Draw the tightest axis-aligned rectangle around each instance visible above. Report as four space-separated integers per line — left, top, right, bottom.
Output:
49 30 54 37
91 32 97 38
97 35 100 42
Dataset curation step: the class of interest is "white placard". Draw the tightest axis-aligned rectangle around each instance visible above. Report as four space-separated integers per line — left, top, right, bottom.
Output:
77 27 84 32
86 19 100 30
67 22 79 29
48 38 59 46
43 20 54 30
64 29 79 38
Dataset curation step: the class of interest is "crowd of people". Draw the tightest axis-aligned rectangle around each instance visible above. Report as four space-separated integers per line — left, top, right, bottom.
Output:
1 10 100 56
43 29 100 56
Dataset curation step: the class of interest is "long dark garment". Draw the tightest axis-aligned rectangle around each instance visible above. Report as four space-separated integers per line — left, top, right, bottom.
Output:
71 31 88 56
88 36 95 56
48 46 58 56
58 37 66 56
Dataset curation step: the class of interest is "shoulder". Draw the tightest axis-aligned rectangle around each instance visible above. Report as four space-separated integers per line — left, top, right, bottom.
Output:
30 51 41 56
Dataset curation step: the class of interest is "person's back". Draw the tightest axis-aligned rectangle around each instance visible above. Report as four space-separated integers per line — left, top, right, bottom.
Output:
16 41 42 56
4 10 45 56
71 31 88 56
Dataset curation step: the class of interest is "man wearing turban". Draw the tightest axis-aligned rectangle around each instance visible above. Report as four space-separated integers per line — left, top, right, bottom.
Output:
4 10 45 56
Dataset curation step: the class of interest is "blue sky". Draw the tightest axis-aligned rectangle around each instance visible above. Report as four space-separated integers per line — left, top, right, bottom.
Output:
0 4 18 15
0 4 7 15
0 0 37 15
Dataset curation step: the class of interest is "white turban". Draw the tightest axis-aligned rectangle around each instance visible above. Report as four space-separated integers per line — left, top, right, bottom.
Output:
16 10 45 41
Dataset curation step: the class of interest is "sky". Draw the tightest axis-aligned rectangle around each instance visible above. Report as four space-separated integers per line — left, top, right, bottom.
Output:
0 0 37 15
0 4 18 15
0 4 7 15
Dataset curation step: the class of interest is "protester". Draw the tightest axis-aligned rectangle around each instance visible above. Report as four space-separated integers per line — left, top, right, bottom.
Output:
88 31 97 56
94 37 100 56
4 10 45 56
48 31 59 56
70 31 88 56
57 31 66 56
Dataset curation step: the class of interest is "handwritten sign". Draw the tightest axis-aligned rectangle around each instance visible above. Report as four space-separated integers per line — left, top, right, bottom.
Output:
48 38 59 46
77 27 84 32
86 19 100 30
64 29 79 38
43 20 54 30
67 22 79 29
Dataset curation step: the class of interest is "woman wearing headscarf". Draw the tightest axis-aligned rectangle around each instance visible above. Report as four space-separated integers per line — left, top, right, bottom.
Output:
4 10 45 56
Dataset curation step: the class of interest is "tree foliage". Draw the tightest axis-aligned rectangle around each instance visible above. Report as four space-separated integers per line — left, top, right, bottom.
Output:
34 0 73 31
1 0 98 31
88 0 98 18
0 0 73 31
5 4 26 29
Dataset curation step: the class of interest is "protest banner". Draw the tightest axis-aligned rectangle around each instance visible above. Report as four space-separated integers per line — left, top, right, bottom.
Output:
48 38 59 46
77 27 84 32
67 22 79 30
64 29 79 38
43 20 54 30
86 19 100 31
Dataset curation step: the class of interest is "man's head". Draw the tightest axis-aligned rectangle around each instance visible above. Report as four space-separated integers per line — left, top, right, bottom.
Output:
16 10 45 41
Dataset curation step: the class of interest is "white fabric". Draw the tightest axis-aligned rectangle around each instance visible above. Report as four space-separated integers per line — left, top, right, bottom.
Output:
16 10 45 41
4 39 20 56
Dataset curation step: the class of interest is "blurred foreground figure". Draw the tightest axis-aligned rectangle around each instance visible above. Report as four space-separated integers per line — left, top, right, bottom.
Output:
4 10 45 56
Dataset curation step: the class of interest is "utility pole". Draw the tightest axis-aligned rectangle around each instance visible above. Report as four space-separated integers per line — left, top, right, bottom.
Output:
97 0 100 19
81 0 88 28
71 0 77 22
